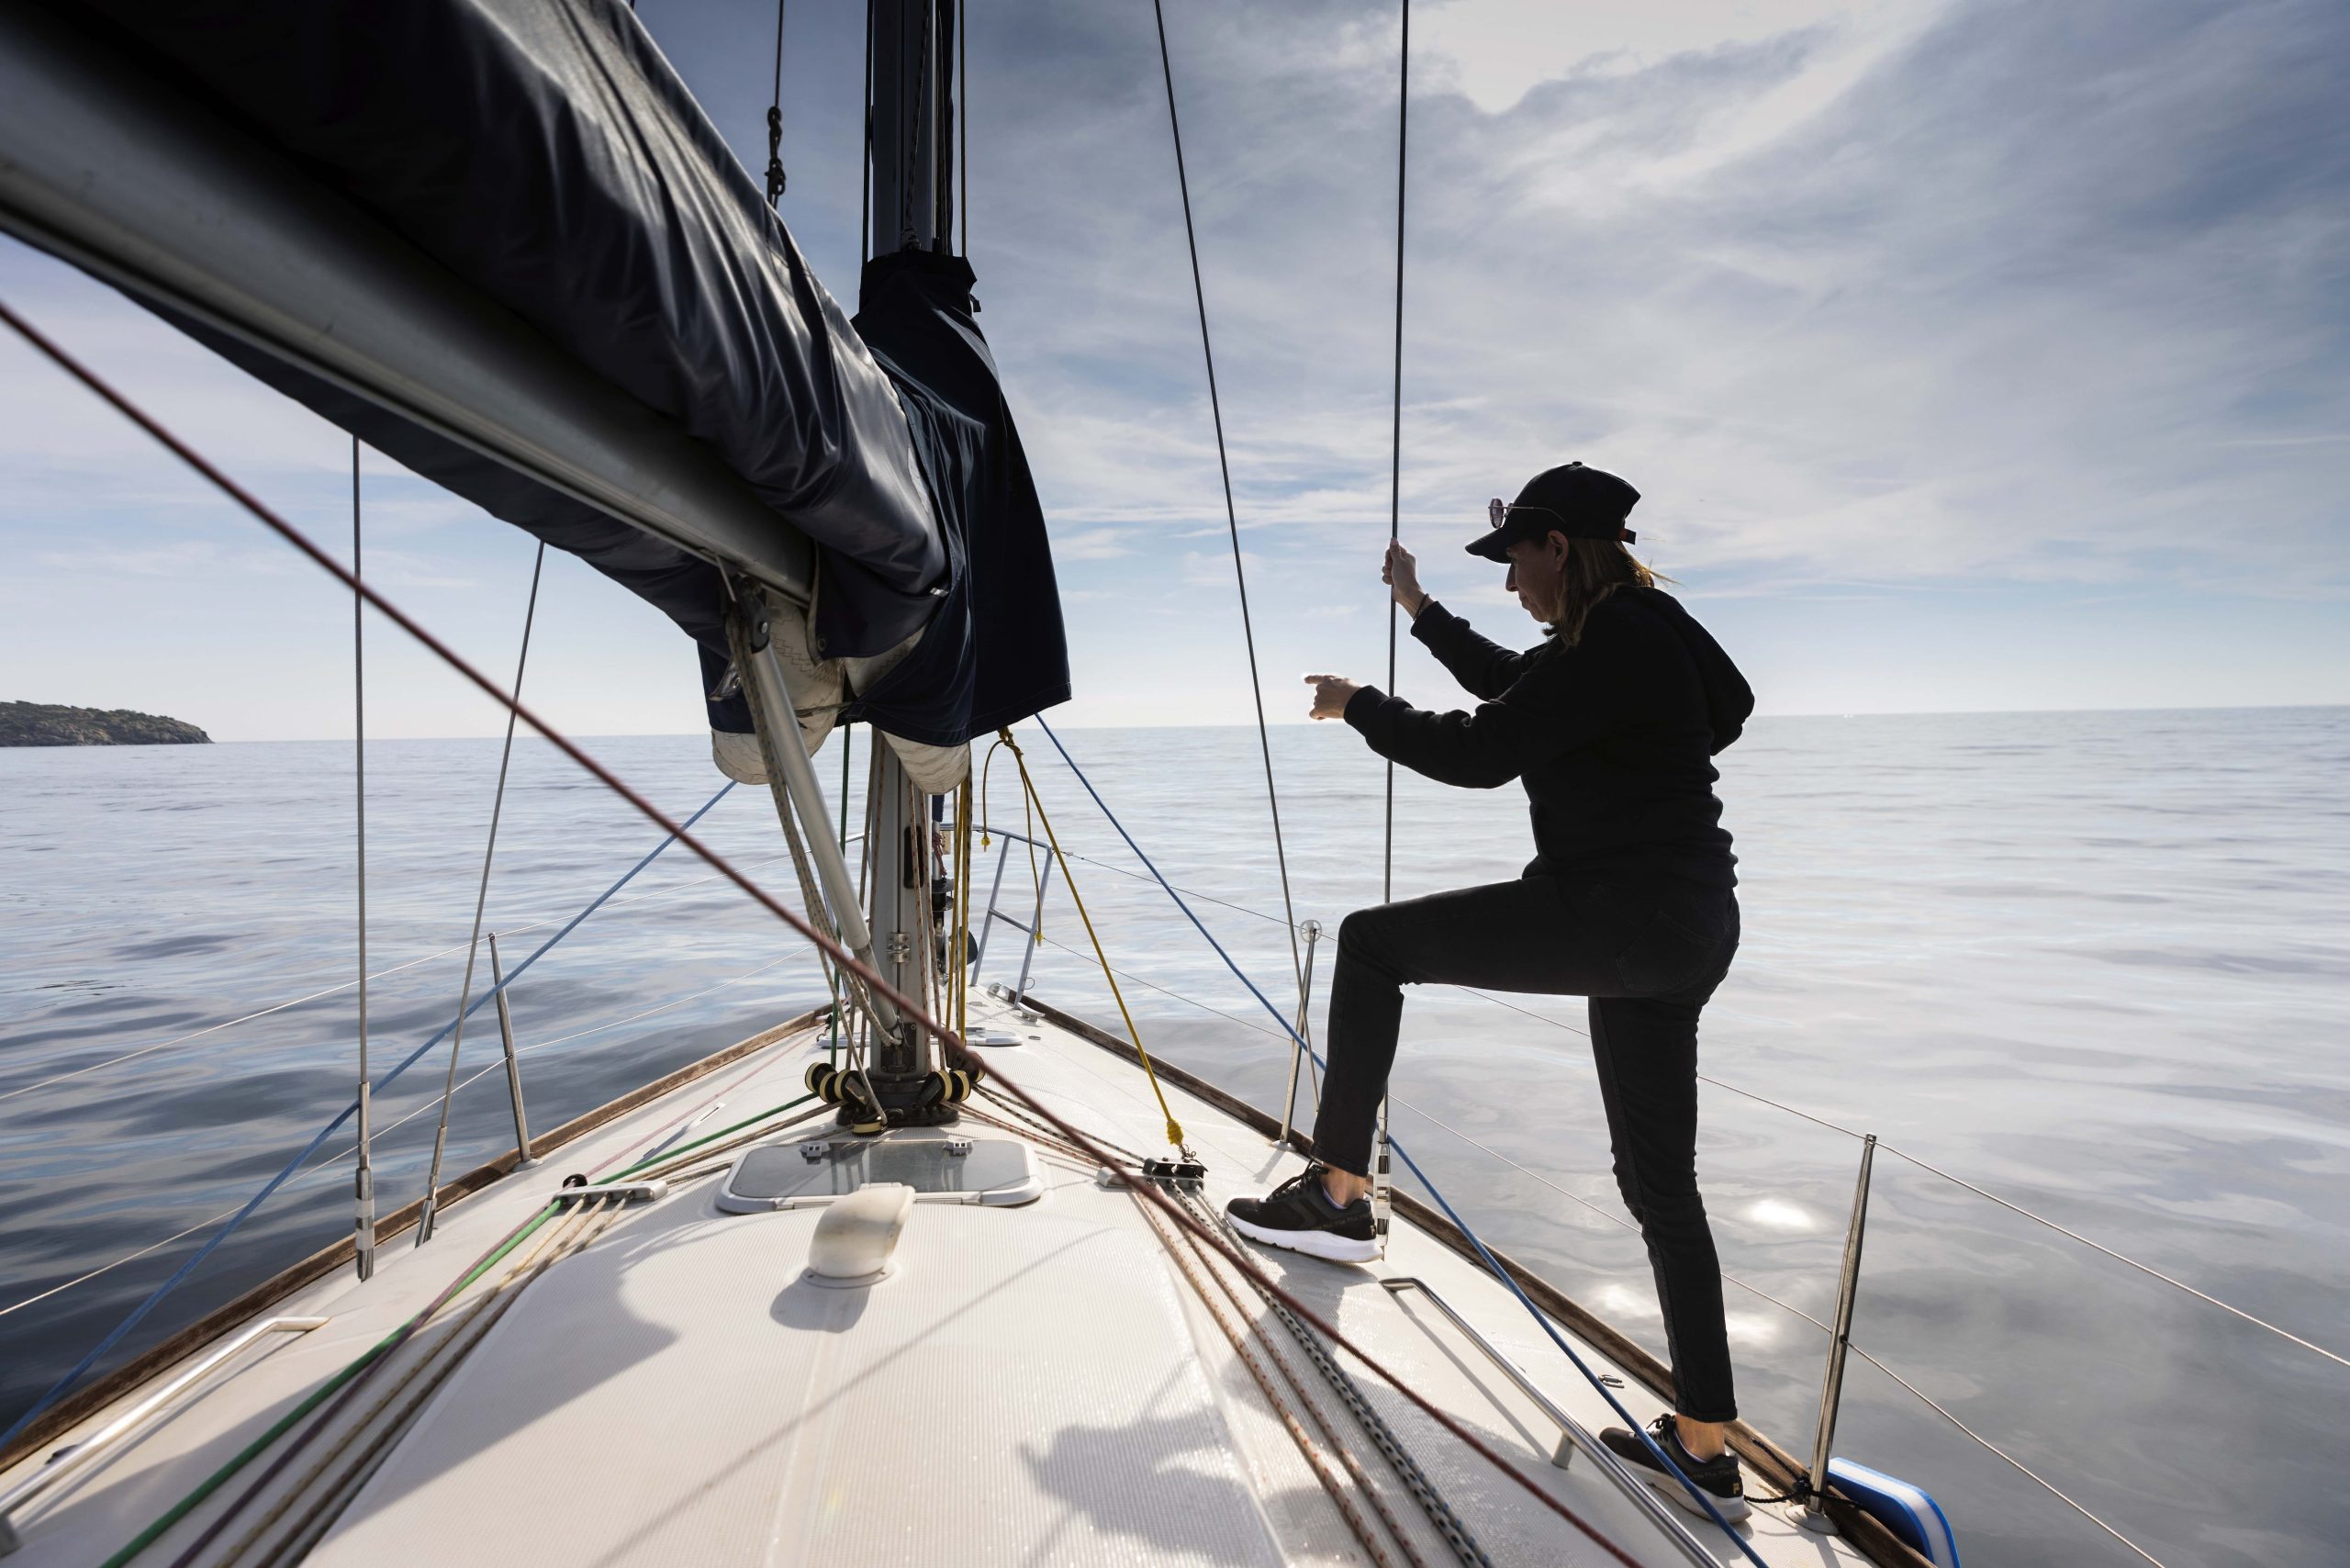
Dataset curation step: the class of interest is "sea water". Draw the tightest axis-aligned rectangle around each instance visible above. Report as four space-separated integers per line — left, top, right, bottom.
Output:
2 708 2344 1567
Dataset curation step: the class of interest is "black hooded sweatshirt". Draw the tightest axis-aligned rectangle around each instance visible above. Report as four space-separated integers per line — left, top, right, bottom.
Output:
1344 587 1753 889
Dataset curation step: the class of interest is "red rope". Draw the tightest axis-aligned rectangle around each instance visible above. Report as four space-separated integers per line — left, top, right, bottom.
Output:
1 297 1637 1565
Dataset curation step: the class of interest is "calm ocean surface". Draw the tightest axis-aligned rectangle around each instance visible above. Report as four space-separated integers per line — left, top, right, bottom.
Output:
3 709 2345 1567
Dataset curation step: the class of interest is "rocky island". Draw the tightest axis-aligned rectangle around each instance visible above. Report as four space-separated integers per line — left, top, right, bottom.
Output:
1 700 212 746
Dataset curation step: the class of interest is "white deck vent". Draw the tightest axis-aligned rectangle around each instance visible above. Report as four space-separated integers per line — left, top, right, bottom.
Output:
803 1183 913 1287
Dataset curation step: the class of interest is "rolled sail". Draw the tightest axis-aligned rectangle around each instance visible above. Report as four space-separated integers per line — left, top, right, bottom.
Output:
21 0 1069 754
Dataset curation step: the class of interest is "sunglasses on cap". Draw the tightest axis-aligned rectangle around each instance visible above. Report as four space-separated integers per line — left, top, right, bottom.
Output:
1485 498 1636 544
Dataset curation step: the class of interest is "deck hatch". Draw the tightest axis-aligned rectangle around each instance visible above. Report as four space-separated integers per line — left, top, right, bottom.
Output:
717 1134 1041 1211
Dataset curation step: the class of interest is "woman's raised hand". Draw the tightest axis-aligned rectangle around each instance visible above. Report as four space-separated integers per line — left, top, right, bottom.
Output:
1383 540 1427 618
1304 674 1362 721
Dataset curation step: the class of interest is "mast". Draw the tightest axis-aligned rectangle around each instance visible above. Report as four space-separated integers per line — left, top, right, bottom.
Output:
858 0 957 1115
868 0 956 258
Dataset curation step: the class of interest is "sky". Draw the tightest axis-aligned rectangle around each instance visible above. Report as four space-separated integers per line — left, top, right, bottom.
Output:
1 0 2345 740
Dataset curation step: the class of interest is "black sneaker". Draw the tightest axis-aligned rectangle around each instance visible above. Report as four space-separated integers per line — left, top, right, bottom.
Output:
1600 1414 1751 1522
1225 1165 1379 1262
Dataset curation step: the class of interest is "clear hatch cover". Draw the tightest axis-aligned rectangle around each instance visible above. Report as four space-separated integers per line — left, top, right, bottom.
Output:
718 1133 1041 1212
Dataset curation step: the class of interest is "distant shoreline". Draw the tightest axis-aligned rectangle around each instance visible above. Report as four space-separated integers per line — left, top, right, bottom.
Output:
0 701 211 747
1 702 2338 748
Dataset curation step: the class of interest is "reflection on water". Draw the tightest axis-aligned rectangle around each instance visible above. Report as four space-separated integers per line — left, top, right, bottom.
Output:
3 708 2346 1568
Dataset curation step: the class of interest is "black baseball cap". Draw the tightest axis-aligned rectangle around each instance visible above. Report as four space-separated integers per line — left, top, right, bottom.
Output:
1465 462 1640 560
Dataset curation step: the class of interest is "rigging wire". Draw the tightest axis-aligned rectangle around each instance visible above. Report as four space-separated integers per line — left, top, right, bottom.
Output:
0 951 815 1327
1012 836 2350 1389
416 542 547 1247
1045 913 2174 1568
350 437 375 1286
0 846 822 1108
1026 717 1761 1559
0 745 728 1454
1146 0 1306 1012
974 857 2195 1568
1382 0 1408 903
1460 985 2350 1373
0 299 1645 1565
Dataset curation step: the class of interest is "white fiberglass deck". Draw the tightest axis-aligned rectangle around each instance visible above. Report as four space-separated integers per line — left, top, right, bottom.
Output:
0 1000 1879 1568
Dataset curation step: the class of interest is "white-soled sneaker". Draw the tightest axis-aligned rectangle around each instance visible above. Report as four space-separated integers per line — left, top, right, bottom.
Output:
1224 1165 1379 1263
1600 1414 1752 1522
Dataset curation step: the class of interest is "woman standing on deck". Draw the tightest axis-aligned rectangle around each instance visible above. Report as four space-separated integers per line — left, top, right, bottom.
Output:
1225 461 1756 1519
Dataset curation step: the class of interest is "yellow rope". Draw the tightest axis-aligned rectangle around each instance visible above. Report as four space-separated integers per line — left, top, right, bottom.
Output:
996 728 1185 1150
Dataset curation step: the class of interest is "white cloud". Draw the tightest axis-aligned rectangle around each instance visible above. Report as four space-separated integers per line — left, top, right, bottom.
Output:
1046 525 1136 561
6 0 2344 735
1416 0 1939 113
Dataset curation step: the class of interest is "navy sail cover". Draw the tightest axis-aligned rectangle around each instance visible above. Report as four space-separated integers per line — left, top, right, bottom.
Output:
56 0 1068 745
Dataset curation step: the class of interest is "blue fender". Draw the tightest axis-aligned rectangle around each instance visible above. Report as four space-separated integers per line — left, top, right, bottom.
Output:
1829 1458 1961 1567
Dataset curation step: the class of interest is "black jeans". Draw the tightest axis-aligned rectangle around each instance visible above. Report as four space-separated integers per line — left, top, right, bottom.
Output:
1311 873 1741 1422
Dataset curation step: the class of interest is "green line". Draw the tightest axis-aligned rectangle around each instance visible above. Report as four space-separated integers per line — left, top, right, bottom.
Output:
601 1092 819 1182
100 1085 822 1562
98 1205 559 1568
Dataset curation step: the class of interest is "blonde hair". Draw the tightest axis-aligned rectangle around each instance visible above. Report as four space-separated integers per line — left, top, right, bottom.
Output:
1551 537 1669 646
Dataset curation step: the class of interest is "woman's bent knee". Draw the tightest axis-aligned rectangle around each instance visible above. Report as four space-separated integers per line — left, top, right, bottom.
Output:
1337 906 1409 980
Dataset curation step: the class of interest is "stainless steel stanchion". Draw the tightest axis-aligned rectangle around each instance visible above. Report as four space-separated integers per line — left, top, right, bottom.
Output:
487 932 535 1169
1800 1132 1877 1532
1275 918 1323 1148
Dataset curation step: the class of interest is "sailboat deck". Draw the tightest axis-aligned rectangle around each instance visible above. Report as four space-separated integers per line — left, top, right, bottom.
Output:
1 1000 1877 1568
